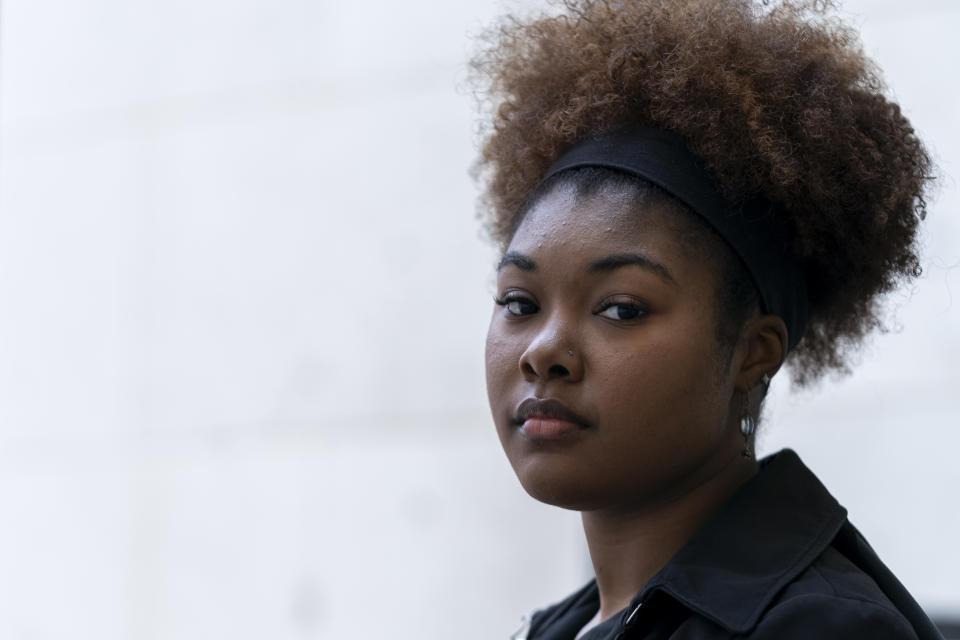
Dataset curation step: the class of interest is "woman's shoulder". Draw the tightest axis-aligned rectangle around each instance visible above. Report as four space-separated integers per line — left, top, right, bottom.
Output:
666 539 932 640
746 544 919 639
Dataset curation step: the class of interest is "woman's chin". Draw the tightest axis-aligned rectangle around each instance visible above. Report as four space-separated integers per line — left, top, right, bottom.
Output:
513 460 606 511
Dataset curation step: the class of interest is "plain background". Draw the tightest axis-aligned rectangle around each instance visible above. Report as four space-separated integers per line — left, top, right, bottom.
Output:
0 1 957 638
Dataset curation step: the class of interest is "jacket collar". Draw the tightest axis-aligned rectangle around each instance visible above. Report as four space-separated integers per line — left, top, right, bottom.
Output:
638 449 848 634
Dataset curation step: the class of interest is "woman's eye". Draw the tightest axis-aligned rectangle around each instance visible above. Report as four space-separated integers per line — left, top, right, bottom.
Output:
495 296 538 316
598 302 645 321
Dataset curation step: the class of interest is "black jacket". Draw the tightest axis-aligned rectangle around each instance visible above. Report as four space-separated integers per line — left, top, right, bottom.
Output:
513 449 943 640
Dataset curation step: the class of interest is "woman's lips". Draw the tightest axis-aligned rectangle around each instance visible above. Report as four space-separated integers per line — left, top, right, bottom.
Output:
520 416 583 440
514 397 590 440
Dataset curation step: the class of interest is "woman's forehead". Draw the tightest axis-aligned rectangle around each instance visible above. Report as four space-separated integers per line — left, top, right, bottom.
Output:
508 185 685 255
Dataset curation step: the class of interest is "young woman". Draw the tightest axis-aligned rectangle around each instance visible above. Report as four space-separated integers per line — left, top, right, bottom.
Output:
472 1 942 638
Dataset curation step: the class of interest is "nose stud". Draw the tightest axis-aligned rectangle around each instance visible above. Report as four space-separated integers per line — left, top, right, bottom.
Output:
567 349 574 356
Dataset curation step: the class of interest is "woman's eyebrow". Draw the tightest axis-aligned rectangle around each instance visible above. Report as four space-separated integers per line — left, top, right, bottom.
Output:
497 251 537 271
588 253 676 285
497 251 675 284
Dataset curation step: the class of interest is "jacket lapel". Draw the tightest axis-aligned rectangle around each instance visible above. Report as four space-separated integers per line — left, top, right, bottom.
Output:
639 449 848 635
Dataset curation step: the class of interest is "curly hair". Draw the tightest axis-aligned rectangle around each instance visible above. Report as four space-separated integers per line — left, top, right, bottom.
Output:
470 0 933 385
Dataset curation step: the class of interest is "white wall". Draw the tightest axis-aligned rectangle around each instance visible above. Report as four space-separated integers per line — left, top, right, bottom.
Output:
0 1 956 638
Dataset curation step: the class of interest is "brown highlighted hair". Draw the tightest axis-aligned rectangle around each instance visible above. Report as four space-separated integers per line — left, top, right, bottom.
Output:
471 0 934 384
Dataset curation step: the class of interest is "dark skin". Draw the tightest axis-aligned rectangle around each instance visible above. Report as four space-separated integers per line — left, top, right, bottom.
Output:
485 183 787 622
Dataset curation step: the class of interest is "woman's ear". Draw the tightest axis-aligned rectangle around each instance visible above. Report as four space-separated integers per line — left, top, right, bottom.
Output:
733 314 788 392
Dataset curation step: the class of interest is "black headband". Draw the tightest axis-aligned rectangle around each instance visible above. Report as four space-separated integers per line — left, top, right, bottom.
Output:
542 126 807 351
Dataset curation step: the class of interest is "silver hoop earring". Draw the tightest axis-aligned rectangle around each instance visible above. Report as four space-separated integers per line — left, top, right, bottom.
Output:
739 392 756 459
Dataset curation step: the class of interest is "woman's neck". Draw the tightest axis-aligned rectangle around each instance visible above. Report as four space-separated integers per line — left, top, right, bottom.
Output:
582 452 758 622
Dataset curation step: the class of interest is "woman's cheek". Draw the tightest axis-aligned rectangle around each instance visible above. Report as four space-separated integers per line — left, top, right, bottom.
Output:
485 326 520 400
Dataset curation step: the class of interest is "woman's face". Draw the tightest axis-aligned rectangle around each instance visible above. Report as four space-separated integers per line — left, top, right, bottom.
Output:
485 184 747 512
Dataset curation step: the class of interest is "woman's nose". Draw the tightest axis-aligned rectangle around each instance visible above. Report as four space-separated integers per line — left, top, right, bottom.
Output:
518 317 584 383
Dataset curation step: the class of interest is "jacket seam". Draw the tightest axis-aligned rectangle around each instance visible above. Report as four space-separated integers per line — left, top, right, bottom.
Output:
808 564 840 597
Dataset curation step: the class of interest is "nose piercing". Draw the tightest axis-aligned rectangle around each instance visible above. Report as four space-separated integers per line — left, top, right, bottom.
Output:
567 349 574 356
